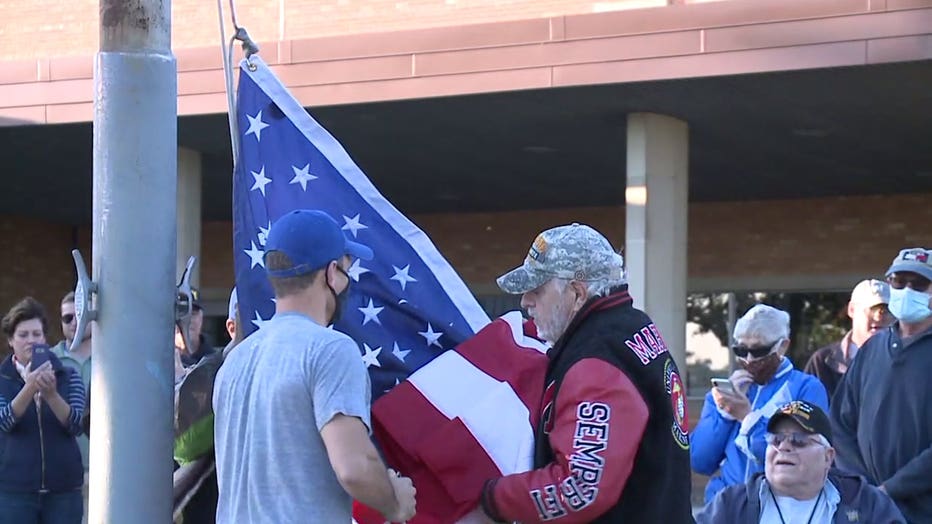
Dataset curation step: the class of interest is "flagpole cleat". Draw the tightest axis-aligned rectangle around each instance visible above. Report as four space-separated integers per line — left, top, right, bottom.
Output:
175 256 198 355
70 250 98 353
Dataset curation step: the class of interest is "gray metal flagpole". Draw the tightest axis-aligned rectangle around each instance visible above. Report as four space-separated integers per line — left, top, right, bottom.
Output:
90 0 177 522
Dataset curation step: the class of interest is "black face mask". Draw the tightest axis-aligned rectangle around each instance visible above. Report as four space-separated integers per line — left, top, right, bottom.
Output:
739 352 782 385
327 265 351 326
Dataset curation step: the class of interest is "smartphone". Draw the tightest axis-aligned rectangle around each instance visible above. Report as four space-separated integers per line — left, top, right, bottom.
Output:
710 378 736 394
30 344 52 370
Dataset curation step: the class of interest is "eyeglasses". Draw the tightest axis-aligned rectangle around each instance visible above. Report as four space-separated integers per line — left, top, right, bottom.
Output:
766 432 825 449
61 314 75 324
732 338 781 359
887 273 931 293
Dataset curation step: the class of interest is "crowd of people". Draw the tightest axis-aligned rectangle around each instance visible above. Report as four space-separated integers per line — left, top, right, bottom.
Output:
0 208 929 523
694 247 932 523
0 286 229 523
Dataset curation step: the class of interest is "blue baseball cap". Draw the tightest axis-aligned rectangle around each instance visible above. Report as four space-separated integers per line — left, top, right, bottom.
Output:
264 210 373 278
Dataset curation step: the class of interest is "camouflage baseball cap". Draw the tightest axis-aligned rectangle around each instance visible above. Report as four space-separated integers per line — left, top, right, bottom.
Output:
497 223 625 295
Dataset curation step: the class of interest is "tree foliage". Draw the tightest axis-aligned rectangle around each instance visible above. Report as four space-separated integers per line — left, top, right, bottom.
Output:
687 291 849 369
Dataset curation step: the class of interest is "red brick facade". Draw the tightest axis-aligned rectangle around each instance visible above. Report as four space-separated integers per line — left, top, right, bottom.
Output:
2 0 670 60
3 192 929 341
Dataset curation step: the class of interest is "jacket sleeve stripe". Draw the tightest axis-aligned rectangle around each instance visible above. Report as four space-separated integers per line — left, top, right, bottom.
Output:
65 372 86 435
488 358 649 523
0 394 17 432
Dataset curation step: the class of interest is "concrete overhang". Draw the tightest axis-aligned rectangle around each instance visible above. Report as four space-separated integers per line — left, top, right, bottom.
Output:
0 0 930 123
0 0 930 223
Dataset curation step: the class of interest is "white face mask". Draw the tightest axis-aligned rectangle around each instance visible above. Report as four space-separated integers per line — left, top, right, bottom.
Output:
889 287 932 324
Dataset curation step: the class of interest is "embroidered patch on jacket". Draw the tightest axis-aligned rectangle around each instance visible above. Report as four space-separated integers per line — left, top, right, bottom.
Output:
665 359 690 450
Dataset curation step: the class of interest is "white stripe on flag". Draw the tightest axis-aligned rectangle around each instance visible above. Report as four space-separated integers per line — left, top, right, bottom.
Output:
408 350 535 475
500 311 549 354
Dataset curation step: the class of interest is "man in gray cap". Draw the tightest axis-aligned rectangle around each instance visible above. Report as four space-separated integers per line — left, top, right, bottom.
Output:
805 279 893 397
831 247 932 523
479 223 693 523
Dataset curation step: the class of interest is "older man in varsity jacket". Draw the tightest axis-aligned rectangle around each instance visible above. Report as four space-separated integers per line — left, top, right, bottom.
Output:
478 223 694 523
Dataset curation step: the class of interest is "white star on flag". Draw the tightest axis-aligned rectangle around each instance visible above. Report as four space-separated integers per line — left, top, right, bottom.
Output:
244 110 270 142
392 342 411 362
250 166 272 197
257 221 271 247
346 259 370 282
390 264 418 291
418 323 443 348
244 241 265 269
342 214 369 238
251 310 269 329
289 163 318 191
358 298 384 326
361 344 382 368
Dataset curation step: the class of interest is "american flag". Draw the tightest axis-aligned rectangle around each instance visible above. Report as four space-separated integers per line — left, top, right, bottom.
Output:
231 57 549 524
232 56 491 397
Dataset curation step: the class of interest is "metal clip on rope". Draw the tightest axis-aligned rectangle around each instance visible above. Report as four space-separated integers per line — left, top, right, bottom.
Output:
233 26 260 65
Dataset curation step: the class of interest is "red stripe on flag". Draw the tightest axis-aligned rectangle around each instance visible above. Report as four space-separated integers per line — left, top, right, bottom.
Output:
367 315 549 524
371 373 511 522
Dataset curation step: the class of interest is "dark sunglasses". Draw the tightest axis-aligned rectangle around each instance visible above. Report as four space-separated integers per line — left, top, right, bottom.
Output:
61 314 75 324
887 273 931 292
765 432 824 449
731 339 779 359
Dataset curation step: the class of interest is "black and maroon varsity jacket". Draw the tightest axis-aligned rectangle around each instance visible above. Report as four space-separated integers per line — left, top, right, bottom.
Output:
482 287 694 523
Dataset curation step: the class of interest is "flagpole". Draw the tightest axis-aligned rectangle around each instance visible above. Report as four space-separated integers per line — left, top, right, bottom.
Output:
90 0 177 522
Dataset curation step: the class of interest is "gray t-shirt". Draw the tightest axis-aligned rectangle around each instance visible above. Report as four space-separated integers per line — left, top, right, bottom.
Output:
213 312 371 524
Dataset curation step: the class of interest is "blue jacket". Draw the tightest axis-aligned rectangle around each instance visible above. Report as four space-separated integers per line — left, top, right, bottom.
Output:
0 353 85 493
690 358 829 502
696 469 906 523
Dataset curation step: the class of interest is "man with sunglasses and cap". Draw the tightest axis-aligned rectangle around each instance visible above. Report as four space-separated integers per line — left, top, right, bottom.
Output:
50 292 91 389
212 210 417 524
697 400 905 523
50 290 92 504
831 247 932 523
692 304 829 503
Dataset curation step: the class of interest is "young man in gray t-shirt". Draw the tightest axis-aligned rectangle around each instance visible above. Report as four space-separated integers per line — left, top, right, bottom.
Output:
213 210 417 523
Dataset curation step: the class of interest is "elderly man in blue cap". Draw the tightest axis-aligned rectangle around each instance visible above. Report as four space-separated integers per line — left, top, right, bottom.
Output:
213 210 416 524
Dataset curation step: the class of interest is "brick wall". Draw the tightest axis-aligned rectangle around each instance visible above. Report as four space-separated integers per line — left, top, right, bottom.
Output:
2 192 929 341
0 218 85 344
423 193 932 287
192 191 932 294
0 0 666 61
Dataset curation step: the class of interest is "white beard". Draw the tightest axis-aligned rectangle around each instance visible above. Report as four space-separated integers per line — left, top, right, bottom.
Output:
532 298 574 344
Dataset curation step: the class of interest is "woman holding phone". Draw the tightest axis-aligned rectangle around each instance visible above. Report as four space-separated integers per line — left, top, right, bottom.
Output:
0 297 86 524
690 304 829 503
